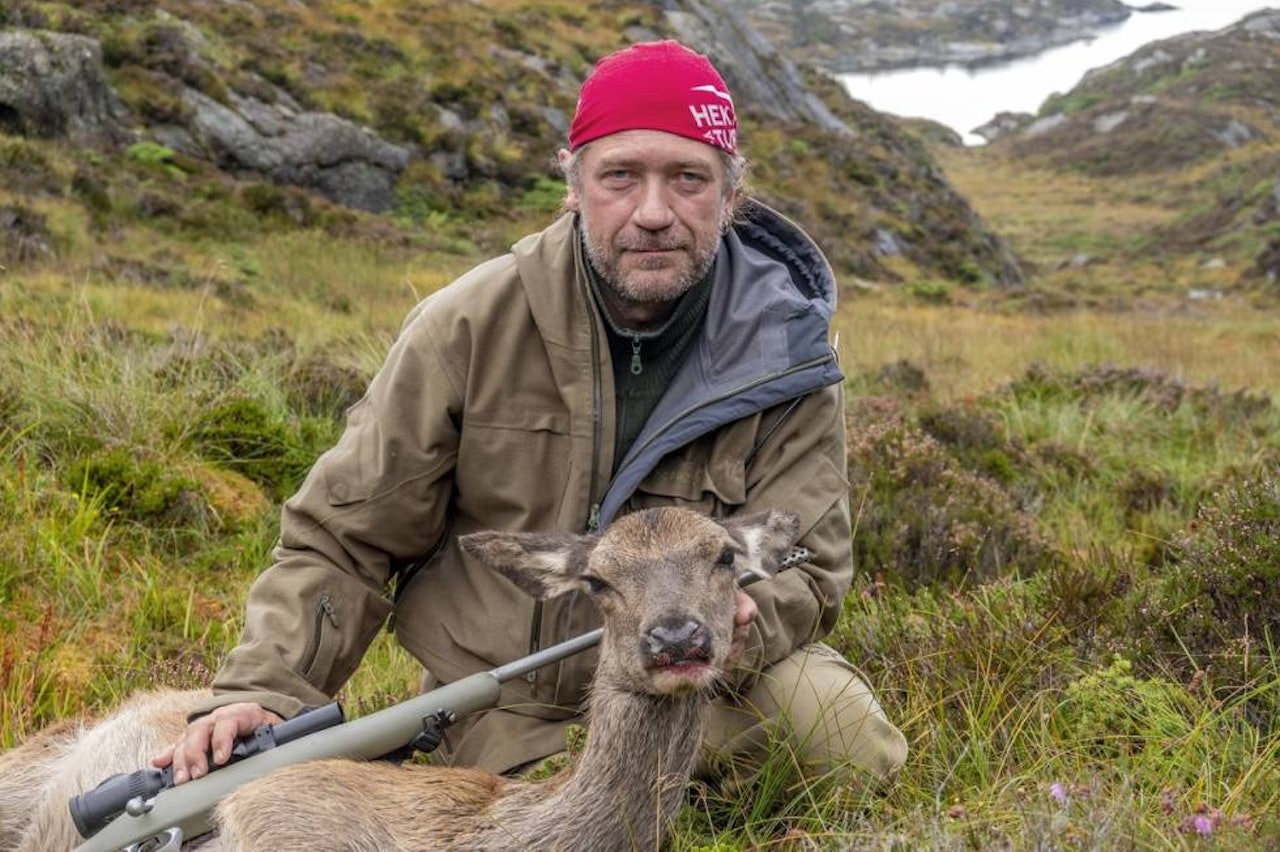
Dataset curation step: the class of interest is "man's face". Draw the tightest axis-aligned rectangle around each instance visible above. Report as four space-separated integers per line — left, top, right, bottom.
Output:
563 130 733 308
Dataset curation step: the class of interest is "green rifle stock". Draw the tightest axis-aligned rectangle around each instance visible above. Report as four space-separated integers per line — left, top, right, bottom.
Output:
72 551 806 852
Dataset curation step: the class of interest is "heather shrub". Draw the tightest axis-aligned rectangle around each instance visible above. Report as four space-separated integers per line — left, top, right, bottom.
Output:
284 354 369 419
1143 466 1280 726
846 395 1061 588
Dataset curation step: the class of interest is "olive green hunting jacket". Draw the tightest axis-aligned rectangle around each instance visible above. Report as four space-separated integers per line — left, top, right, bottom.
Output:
198 200 853 772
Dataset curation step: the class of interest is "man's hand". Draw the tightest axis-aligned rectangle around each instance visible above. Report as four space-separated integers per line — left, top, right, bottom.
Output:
151 702 283 785
726 589 758 669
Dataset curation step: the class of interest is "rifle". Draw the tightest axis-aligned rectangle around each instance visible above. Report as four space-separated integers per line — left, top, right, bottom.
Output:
70 549 808 852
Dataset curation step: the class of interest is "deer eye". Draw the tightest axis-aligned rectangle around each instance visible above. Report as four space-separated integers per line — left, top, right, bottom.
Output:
715 549 736 568
582 574 611 595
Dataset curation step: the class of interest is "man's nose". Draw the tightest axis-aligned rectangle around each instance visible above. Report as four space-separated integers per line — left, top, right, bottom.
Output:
632 177 676 231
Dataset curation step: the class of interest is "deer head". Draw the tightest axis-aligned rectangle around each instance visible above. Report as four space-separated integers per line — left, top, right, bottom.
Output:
459 507 800 696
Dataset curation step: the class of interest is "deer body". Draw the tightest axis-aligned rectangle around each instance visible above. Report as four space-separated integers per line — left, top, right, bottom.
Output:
0 507 800 851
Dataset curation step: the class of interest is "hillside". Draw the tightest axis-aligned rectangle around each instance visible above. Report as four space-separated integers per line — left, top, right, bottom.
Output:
963 9 1280 296
0 0 1021 292
722 0 1133 71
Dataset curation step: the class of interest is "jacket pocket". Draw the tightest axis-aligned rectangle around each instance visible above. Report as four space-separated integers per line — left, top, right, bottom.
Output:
630 441 746 515
300 593 340 679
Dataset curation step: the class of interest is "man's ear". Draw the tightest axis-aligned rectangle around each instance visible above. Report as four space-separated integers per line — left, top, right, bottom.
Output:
459 529 597 599
558 148 580 212
720 510 801 580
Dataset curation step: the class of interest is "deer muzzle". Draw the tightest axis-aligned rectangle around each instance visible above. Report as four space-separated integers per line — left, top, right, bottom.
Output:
641 617 711 669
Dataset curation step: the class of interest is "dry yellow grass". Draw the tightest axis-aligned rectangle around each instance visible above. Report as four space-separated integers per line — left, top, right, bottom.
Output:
836 297 1280 401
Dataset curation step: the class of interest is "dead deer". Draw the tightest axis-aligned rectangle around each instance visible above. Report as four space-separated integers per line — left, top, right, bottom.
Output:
0 507 800 851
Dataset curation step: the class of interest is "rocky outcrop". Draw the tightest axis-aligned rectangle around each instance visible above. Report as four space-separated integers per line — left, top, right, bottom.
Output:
997 9 1280 174
0 30 126 142
164 87 411 213
0 24 411 213
657 0 850 133
722 0 1133 72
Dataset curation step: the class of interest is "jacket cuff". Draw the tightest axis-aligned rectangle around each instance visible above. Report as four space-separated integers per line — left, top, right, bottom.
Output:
186 690 309 723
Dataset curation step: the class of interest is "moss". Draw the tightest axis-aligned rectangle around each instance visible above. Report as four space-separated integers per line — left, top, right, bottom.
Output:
187 396 318 501
65 447 201 525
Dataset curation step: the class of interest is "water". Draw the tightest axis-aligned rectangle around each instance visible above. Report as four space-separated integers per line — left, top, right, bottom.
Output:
839 1 1276 144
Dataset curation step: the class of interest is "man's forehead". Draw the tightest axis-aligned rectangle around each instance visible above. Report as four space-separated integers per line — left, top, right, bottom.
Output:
585 129 721 168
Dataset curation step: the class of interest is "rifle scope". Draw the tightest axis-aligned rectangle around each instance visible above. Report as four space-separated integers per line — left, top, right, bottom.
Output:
69 701 343 839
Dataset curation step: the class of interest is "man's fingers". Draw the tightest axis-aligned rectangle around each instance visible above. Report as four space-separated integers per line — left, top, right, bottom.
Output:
209 713 245 767
171 719 213 784
150 743 175 769
161 702 281 786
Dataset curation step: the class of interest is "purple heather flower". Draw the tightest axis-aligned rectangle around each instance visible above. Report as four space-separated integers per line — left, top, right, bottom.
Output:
1193 815 1214 836
1049 782 1068 805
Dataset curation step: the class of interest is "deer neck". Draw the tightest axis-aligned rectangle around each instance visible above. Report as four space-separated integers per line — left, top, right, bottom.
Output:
525 683 709 851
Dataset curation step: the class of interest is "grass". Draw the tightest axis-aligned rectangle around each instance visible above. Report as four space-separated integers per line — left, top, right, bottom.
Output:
4 245 1279 845
838 298 1280 404
2 83 1280 849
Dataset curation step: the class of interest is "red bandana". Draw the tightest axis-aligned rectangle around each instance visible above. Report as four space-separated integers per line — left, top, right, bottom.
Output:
568 40 737 155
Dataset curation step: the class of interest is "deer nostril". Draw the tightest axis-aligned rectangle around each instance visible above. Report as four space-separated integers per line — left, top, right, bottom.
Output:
642 618 710 666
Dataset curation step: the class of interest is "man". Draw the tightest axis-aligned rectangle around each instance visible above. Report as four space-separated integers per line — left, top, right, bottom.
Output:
156 39 907 788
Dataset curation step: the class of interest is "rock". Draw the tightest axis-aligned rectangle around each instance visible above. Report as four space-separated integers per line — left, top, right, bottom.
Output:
0 29 127 142
1023 113 1069 138
658 0 851 134
1212 119 1255 148
0 203 54 266
181 88 412 212
1093 110 1130 133
875 228 902 256
972 111 1034 143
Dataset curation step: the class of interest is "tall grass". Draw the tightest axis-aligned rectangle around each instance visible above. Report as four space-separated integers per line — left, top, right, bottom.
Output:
3 211 1279 849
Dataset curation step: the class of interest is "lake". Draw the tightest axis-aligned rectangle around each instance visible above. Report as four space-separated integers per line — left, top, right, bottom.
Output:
839 1 1277 144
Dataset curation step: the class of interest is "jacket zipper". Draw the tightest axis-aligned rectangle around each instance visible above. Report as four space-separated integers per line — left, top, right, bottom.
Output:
587 306 605 533
301 593 338 675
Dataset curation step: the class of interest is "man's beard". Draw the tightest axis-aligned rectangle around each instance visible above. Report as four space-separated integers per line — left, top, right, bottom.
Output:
582 220 722 306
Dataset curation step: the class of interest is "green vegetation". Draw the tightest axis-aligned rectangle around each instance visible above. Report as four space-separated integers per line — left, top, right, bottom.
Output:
4 293 1278 846
2 1 1280 848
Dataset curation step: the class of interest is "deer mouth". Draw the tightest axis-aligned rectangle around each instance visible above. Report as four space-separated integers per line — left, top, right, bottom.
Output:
644 646 720 692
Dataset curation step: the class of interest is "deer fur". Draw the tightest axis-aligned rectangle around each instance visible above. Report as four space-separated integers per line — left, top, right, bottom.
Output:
0 687 203 851
0 507 800 852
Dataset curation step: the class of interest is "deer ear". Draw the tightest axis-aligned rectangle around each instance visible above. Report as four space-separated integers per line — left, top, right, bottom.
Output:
459 530 597 599
721 510 802 579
